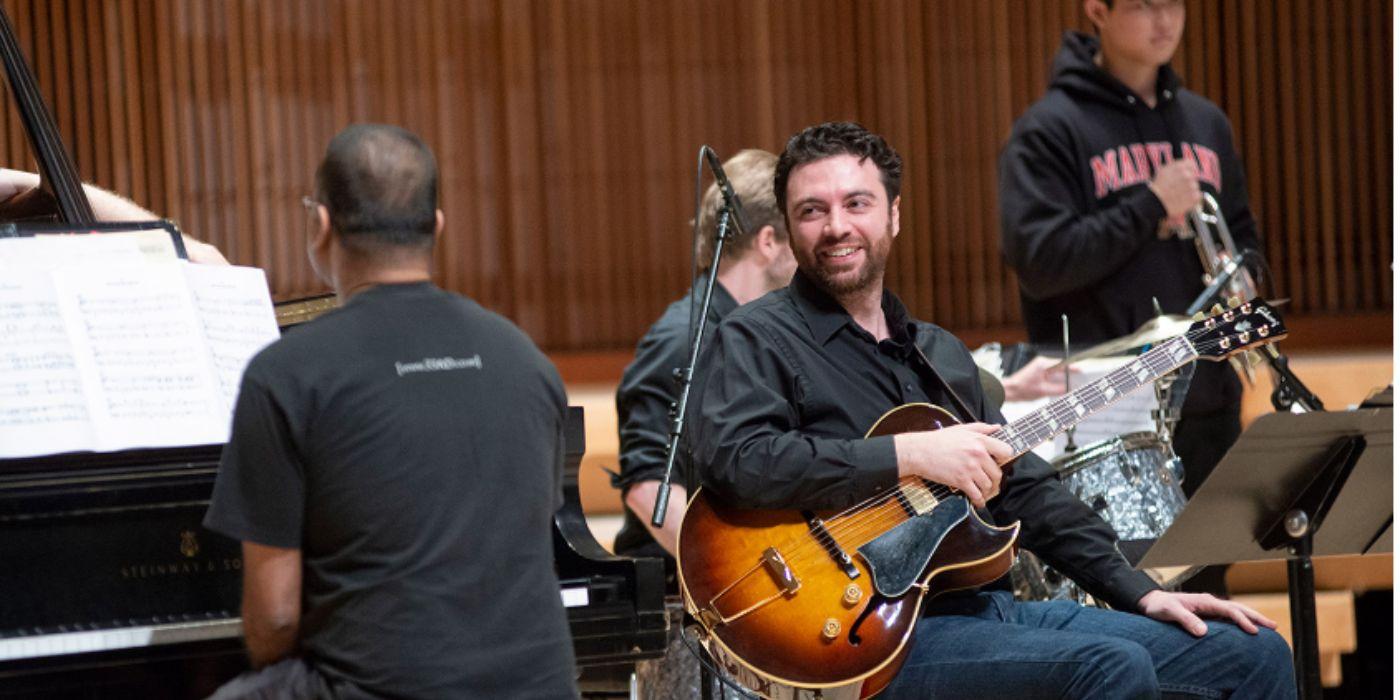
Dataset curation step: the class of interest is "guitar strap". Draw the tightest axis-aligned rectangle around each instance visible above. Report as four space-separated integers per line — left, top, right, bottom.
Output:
911 337 980 424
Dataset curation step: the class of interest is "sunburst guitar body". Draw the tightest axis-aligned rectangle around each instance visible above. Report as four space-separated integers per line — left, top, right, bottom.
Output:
677 404 1018 699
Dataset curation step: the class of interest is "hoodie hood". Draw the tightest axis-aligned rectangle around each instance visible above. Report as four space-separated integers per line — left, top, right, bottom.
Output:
1048 31 1182 111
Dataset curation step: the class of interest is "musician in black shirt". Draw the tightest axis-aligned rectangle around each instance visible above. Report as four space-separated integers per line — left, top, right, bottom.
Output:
685 122 1292 698
613 148 795 563
204 125 576 699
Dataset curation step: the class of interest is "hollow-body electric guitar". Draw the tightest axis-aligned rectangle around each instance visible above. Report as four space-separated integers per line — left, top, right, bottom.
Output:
677 299 1286 699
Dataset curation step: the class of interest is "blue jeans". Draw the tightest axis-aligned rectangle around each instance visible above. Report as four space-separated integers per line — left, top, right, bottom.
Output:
875 591 1294 699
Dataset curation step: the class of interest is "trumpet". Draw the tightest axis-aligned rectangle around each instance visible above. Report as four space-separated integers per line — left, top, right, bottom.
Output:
1183 192 1259 302
1179 192 1262 382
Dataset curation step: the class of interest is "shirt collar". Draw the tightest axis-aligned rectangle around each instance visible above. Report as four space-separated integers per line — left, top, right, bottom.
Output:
689 277 739 319
789 271 920 347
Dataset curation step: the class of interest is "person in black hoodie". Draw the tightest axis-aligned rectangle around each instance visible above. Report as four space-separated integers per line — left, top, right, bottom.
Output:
999 0 1259 499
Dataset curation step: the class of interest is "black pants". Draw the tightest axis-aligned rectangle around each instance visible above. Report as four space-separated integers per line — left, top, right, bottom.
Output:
206 657 333 700
1172 404 1243 596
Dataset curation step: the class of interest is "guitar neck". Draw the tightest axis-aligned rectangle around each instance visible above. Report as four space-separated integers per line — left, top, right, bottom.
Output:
991 336 1198 459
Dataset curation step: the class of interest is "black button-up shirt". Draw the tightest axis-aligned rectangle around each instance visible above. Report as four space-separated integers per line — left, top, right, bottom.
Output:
685 272 1158 610
612 280 738 559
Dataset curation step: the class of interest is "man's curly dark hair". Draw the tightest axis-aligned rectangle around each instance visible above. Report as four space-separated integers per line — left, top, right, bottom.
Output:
773 121 903 216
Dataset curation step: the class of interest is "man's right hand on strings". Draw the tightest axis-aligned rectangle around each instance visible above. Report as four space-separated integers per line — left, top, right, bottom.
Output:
894 423 1013 508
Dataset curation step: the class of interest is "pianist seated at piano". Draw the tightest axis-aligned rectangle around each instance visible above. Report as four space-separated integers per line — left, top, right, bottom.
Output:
0 166 229 265
202 124 579 699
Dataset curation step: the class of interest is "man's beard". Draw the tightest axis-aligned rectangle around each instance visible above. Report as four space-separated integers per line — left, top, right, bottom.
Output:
803 221 892 299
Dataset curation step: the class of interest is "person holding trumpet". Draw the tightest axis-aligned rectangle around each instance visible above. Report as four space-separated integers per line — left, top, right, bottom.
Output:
997 0 1261 500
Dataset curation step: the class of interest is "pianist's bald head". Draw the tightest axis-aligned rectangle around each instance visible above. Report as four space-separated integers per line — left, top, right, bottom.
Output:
314 124 438 253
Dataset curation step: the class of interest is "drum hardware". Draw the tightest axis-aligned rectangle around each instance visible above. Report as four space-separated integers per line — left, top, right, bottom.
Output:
1052 313 1193 368
1061 313 1078 453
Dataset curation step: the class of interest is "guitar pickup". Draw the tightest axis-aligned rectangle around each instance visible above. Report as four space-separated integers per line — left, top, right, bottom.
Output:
804 511 861 580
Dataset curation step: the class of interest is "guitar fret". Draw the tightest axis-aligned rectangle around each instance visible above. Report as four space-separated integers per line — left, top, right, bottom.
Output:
1001 338 1199 459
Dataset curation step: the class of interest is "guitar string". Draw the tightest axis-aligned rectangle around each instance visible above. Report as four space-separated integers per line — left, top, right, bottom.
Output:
767 341 1192 566
765 329 1243 568
740 324 1264 572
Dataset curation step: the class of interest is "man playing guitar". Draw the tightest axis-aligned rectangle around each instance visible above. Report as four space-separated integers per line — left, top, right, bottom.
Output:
682 121 1292 699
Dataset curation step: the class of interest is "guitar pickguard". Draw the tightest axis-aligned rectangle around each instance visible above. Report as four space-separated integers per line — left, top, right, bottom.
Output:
856 497 970 598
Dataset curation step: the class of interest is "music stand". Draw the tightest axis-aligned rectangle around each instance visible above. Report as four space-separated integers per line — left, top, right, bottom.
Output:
1137 408 1392 700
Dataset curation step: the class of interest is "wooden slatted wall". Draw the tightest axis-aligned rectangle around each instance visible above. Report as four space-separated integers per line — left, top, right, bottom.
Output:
0 0 1389 351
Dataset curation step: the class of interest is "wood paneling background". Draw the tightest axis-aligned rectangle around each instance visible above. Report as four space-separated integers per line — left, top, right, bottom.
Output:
0 0 1390 351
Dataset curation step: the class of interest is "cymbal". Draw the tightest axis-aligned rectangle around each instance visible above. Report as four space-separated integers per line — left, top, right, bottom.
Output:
1055 314 1193 367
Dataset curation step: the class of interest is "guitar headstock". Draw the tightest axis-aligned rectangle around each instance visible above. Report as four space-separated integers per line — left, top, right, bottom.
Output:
1188 298 1288 361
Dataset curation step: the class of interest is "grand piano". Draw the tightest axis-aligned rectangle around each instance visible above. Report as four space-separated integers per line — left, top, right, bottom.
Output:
0 405 666 697
0 4 665 694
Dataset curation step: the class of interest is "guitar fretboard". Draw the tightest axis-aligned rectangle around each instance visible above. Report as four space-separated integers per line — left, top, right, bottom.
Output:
991 335 1198 458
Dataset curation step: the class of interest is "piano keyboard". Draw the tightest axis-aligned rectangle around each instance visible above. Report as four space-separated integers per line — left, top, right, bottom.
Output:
0 585 596 663
0 618 243 662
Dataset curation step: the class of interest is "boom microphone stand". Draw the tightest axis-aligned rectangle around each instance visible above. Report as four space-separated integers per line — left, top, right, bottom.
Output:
650 146 745 530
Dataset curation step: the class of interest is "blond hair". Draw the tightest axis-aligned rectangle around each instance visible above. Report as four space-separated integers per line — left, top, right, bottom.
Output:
695 149 786 270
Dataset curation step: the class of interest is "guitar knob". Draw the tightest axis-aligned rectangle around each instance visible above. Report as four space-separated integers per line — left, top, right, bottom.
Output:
821 618 841 641
842 584 863 607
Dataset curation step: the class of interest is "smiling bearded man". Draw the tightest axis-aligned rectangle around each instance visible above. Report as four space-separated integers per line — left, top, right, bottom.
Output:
682 120 1293 699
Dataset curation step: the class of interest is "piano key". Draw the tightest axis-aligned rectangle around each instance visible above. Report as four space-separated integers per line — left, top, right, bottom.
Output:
0 618 242 661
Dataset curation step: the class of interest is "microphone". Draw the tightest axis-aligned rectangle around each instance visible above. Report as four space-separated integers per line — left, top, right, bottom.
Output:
703 146 750 237
1186 252 1246 315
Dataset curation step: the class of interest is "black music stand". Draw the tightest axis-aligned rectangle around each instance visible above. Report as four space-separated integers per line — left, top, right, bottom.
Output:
1137 408 1392 700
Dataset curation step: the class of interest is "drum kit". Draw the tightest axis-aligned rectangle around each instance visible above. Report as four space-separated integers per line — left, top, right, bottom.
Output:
1009 312 1201 604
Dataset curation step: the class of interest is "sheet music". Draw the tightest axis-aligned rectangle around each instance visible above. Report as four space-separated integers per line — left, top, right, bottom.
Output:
0 240 281 458
184 265 280 415
55 263 225 450
0 271 94 458
1001 356 1163 463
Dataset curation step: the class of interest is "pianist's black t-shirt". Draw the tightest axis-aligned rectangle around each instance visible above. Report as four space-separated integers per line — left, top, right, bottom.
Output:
205 282 577 700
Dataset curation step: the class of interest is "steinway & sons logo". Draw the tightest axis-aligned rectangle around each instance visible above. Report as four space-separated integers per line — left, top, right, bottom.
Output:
117 529 242 580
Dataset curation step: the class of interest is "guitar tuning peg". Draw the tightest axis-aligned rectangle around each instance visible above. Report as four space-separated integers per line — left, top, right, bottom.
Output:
1211 304 1225 316
1227 296 1243 309
1191 311 1207 322
1246 349 1266 367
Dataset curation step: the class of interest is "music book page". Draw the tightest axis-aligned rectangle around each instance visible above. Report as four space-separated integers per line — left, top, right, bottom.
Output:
0 258 279 459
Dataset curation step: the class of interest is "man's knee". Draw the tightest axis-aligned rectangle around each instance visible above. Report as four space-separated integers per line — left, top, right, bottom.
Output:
1223 625 1294 677
1074 639 1157 699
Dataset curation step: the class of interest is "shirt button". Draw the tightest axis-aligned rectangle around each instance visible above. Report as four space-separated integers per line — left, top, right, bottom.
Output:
905 383 915 392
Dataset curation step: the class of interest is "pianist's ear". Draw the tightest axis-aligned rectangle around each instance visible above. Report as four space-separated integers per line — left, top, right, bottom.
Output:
434 209 444 244
307 204 334 285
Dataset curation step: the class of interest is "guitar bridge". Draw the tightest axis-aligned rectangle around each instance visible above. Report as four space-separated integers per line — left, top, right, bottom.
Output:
761 547 801 594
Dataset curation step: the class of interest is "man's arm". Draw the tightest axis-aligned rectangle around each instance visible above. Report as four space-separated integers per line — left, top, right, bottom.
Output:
998 124 1168 301
240 541 302 668
615 311 693 554
622 481 686 556
0 167 228 264
685 319 898 511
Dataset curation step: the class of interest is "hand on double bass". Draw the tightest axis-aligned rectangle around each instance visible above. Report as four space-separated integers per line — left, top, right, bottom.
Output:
0 167 229 265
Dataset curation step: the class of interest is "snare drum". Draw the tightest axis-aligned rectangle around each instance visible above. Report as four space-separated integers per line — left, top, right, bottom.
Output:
1012 433 1189 603
1053 432 1186 541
